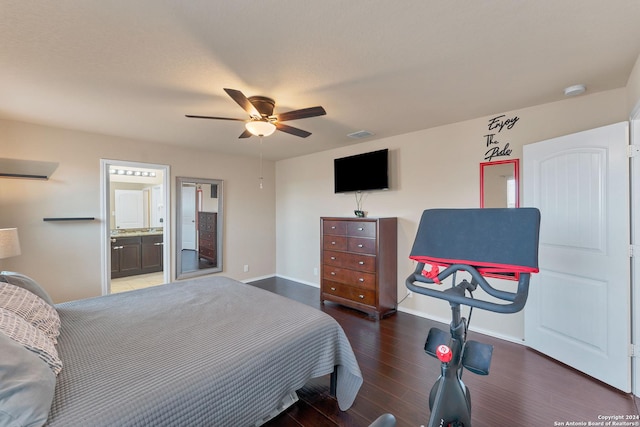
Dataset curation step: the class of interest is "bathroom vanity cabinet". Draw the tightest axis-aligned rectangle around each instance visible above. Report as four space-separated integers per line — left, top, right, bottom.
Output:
111 234 163 278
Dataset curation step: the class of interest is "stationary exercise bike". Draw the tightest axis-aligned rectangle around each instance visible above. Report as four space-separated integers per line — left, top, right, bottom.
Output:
405 208 540 427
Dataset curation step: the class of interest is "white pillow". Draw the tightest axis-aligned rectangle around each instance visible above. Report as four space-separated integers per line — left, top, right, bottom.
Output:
0 282 61 343
0 308 62 375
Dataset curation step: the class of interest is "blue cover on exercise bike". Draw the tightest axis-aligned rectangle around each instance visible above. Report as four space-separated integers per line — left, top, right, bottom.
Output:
409 208 540 281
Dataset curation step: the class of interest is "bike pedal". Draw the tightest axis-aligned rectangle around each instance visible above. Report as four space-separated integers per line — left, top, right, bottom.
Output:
462 340 493 375
424 327 449 358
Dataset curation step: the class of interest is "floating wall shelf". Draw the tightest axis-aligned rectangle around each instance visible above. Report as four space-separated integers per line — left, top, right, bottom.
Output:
43 217 96 222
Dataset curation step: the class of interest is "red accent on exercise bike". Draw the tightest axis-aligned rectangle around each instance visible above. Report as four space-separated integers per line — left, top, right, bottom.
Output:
436 345 452 363
421 264 442 284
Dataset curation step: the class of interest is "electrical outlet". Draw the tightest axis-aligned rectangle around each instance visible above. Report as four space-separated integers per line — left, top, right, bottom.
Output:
243 265 249 273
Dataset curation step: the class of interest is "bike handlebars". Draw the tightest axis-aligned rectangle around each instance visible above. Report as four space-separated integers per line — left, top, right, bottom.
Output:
405 262 531 314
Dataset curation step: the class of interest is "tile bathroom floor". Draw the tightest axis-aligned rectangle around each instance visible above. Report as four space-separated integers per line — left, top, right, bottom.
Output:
110 272 164 294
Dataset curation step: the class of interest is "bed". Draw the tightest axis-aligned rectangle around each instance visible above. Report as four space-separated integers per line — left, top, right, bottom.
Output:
0 273 363 427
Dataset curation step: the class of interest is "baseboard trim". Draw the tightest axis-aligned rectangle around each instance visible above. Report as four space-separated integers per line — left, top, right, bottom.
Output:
397 306 525 346
274 274 320 288
240 274 276 283
243 274 320 289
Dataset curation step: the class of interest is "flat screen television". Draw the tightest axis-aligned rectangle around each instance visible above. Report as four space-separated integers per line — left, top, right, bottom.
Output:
334 149 389 193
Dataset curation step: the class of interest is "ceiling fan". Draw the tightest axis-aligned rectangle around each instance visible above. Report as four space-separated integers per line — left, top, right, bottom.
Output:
186 88 326 138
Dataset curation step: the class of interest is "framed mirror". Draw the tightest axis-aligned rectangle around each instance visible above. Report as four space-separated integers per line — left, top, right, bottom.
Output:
176 177 224 279
480 159 519 208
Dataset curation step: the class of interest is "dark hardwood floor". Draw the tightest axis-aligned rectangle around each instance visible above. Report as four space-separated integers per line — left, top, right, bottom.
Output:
181 249 217 271
248 276 640 427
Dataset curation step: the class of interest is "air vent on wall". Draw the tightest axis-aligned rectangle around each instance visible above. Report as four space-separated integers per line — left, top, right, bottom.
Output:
0 158 59 180
347 130 374 139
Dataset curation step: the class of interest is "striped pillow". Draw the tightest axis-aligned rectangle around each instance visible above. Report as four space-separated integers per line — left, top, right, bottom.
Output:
0 282 61 343
0 271 54 305
0 308 63 375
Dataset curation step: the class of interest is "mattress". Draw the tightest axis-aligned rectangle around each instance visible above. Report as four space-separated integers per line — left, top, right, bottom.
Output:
46 276 362 426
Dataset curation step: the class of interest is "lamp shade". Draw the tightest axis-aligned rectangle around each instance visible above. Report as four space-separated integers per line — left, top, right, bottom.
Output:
0 228 21 259
245 121 276 137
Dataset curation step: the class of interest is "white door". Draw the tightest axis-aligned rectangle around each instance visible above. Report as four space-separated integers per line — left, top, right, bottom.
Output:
523 122 631 392
631 118 640 397
115 189 144 229
181 185 197 250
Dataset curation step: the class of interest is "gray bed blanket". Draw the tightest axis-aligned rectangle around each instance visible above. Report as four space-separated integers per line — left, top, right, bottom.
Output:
46 276 362 426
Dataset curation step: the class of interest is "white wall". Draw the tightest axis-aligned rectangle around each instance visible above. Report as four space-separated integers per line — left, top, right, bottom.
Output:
275 88 628 341
627 53 640 116
0 119 276 303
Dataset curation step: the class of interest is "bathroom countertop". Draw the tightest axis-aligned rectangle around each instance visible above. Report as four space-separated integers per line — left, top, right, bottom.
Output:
110 229 163 237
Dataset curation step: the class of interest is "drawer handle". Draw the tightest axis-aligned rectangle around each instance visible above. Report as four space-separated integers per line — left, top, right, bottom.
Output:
358 227 364 231
331 256 336 260
113 246 123 250
357 244 363 248
359 278 364 282
330 272 336 275
331 287 336 291
358 261 364 265
154 242 163 246
359 294 364 299
331 241 336 245
331 226 336 229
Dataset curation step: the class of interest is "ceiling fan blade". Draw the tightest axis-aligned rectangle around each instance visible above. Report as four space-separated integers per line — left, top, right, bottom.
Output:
185 114 245 121
238 129 253 139
224 88 261 118
276 106 326 122
275 123 312 138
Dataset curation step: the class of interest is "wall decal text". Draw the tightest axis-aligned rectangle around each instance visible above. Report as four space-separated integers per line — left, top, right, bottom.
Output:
483 114 519 161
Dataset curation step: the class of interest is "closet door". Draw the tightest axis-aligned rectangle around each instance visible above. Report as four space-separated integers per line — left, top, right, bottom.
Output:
181 185 197 250
523 122 630 392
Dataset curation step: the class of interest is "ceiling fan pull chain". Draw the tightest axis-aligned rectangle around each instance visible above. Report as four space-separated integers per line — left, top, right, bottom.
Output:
259 136 264 189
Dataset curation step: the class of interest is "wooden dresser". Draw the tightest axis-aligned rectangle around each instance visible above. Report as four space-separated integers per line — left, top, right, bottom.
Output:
320 217 397 319
198 211 217 264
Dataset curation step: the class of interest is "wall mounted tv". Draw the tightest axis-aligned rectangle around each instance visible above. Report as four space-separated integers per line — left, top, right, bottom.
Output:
334 149 389 193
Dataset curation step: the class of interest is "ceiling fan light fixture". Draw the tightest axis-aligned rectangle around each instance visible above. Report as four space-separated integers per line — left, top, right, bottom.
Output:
245 121 276 137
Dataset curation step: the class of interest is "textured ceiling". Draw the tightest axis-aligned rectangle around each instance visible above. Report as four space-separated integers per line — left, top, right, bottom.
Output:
2 1 640 160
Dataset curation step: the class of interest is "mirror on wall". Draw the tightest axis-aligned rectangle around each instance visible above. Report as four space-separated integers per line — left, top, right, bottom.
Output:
110 171 164 231
480 159 519 208
176 177 223 279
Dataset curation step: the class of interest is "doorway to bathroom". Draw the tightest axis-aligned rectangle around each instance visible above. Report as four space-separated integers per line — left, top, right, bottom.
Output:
100 160 170 295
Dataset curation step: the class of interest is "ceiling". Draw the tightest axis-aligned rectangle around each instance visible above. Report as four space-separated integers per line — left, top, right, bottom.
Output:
2 1 640 161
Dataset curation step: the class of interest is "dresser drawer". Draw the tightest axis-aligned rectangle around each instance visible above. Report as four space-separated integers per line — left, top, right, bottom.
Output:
347 221 376 238
199 212 216 230
323 235 347 251
323 220 347 235
323 250 376 272
322 265 376 290
322 281 376 306
199 247 216 259
200 231 215 241
347 237 376 254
